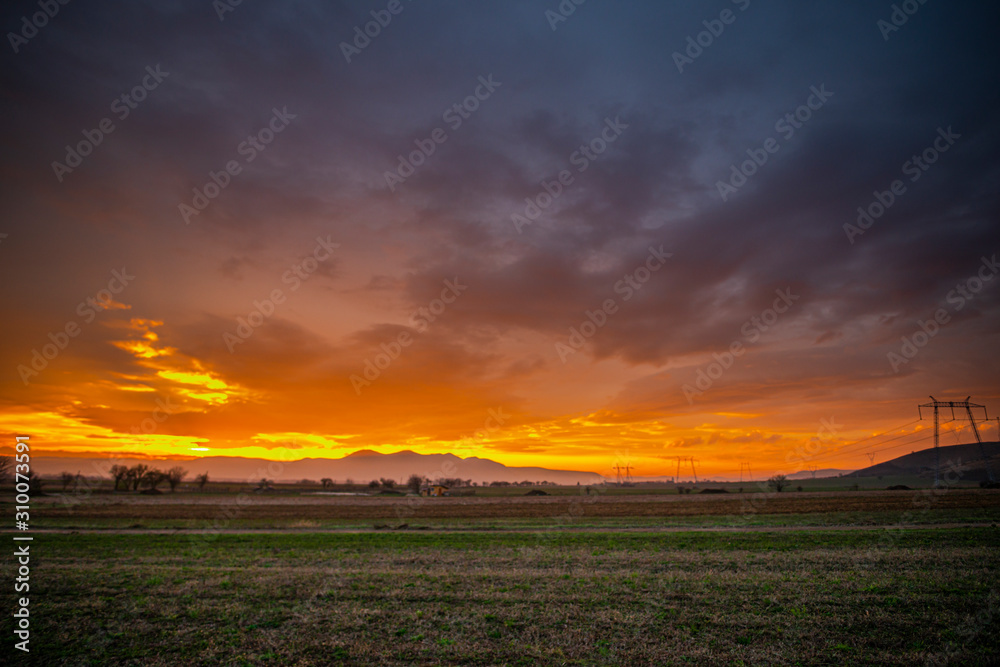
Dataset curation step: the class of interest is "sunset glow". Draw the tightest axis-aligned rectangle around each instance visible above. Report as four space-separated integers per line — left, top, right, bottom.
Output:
2 1 998 481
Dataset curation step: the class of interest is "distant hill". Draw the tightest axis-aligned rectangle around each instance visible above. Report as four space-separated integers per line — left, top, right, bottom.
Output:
32 449 606 485
847 441 1000 481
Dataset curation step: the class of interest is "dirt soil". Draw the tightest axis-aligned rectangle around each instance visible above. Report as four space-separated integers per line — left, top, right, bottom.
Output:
29 488 1000 521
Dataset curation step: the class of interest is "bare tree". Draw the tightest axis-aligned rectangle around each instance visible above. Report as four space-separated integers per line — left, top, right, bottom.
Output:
128 464 149 491
321 477 333 490
406 474 424 494
440 478 473 488
767 474 790 493
368 480 379 489
0 456 11 483
194 473 209 491
60 471 76 491
379 477 396 489
26 470 43 495
110 464 129 491
142 469 166 491
165 467 187 492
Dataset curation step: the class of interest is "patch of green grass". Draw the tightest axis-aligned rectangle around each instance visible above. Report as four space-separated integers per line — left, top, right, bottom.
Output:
2 527 997 665
25 505 1000 531
19 524 1000 559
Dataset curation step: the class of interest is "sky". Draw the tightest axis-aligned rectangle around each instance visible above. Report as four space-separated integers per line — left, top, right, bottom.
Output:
1 0 999 479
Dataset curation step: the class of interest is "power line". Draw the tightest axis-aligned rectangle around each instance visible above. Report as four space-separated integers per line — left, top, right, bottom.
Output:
720 421 926 479
791 420 926 467
722 426 939 480
613 463 634 486
919 396 993 485
805 428 938 466
790 420 985 469
818 419 923 459
785 418 924 468
844 421 980 462
671 456 699 484
720 409 993 480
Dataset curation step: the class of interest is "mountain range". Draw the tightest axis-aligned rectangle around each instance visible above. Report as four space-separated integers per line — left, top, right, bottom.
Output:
33 449 606 485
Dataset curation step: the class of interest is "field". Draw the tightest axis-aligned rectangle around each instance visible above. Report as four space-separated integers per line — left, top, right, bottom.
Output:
3 486 1000 665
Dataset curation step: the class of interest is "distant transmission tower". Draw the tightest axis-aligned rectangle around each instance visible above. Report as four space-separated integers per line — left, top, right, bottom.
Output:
807 465 818 479
739 462 753 483
613 464 634 486
866 452 876 467
689 458 699 484
918 396 994 486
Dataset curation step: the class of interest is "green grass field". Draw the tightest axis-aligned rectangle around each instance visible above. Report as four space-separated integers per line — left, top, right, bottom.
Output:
21 505 1000 531
4 527 999 665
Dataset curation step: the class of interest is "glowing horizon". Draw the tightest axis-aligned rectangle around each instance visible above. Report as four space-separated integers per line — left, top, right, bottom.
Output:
2 2 998 482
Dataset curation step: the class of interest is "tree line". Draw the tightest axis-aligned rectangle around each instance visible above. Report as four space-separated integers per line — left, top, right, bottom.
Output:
105 465 211 492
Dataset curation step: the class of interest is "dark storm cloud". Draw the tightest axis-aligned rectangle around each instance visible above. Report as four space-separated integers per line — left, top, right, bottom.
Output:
2 0 999 414
379 1 1000 377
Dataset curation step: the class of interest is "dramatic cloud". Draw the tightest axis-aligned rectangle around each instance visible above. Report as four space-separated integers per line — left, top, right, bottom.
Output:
2 0 998 477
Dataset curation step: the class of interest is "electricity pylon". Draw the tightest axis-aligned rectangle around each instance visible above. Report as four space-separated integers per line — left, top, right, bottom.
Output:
614 464 634 486
919 397 993 486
